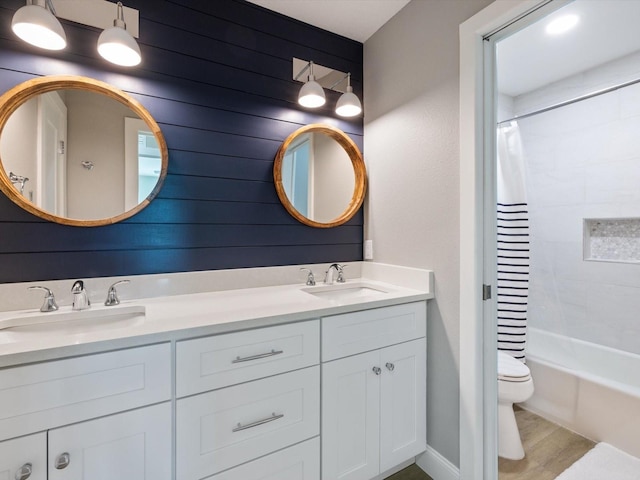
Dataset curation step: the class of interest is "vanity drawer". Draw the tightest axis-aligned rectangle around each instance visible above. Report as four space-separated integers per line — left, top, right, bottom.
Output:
176 366 320 479
206 437 319 480
176 320 319 397
322 301 426 361
0 343 171 441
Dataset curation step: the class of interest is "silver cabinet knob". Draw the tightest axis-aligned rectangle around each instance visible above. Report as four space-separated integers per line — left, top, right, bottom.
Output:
15 463 32 480
372 366 382 375
54 453 70 470
386 362 395 371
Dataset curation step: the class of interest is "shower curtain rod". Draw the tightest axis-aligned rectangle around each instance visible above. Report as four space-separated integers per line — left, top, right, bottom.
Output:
497 76 640 126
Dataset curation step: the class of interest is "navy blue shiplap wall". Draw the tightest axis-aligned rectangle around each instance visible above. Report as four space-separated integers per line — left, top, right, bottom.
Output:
0 0 363 283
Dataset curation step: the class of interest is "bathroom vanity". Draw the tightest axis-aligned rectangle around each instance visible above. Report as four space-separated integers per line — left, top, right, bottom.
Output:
0 269 432 480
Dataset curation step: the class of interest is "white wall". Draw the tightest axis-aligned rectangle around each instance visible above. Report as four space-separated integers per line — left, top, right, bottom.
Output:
312 132 354 223
0 97 38 201
510 52 640 355
363 0 493 467
66 90 135 220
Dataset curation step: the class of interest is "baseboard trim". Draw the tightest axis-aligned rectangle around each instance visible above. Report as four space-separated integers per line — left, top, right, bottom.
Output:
416 446 460 480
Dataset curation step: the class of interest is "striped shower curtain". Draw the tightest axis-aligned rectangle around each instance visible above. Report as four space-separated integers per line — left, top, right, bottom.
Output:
496 122 529 361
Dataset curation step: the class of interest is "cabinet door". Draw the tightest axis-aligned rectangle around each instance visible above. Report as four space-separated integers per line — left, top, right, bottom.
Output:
0 433 46 480
48 403 171 480
322 350 380 480
379 338 427 472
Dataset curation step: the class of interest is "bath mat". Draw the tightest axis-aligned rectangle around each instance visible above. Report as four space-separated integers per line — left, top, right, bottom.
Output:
555 442 640 480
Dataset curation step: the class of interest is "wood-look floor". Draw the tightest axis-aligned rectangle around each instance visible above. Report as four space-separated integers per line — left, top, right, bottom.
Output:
385 464 433 480
383 406 594 480
499 406 596 480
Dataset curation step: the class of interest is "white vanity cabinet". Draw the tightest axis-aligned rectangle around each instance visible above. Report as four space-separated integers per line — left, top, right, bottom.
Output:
175 320 320 480
321 302 427 480
0 286 430 480
0 344 172 480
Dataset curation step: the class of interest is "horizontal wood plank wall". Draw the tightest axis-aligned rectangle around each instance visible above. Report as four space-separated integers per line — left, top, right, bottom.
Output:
0 0 363 283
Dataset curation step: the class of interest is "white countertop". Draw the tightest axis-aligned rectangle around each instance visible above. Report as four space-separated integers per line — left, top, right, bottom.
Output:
0 277 432 367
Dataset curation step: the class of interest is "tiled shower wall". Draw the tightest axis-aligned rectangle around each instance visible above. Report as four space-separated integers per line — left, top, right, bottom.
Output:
509 51 640 355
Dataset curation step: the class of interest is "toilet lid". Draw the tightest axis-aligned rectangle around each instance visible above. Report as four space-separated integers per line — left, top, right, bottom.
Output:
498 351 531 382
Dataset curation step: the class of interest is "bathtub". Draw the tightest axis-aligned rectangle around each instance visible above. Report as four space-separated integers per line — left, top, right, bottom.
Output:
523 327 640 458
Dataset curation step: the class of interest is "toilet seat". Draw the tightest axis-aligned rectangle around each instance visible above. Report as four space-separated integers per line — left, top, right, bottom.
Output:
498 351 531 382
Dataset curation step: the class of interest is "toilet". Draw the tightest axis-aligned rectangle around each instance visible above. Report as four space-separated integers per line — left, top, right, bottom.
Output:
498 351 534 460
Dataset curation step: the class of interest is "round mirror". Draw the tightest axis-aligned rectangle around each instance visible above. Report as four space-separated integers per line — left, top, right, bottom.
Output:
0 75 168 227
273 124 366 228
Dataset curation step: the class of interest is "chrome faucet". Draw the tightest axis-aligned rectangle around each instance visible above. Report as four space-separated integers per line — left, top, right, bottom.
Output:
71 280 90 311
28 286 59 312
324 263 346 285
104 280 130 306
300 268 316 286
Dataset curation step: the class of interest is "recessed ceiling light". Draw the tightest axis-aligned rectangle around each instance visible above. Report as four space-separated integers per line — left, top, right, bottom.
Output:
546 14 579 35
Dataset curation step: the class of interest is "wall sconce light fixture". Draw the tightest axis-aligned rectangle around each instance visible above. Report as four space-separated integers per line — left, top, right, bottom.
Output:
11 0 141 67
293 58 362 117
335 73 362 117
97 2 141 66
11 0 66 50
297 61 326 108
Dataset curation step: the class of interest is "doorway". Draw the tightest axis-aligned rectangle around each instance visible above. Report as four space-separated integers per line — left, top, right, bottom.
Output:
461 0 640 478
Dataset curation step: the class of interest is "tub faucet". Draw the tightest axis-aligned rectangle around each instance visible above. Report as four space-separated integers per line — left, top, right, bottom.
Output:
71 280 90 311
324 263 345 285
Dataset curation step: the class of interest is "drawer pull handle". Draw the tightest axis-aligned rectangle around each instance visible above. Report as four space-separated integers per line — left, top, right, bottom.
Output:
15 463 32 480
372 366 382 375
232 349 284 364
386 362 395 371
54 453 70 470
232 412 284 432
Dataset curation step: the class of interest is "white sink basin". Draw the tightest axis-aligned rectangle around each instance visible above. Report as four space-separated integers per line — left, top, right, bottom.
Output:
302 282 388 303
0 305 145 337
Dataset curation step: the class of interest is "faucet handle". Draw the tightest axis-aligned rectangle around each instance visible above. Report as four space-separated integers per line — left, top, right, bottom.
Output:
105 280 130 306
28 286 59 312
71 280 85 293
336 264 347 283
300 268 316 286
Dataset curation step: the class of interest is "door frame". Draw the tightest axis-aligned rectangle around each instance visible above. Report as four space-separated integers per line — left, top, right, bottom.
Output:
458 1 555 478
37 91 67 216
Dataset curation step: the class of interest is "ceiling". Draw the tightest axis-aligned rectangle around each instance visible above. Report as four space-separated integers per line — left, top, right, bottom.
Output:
246 0 411 43
497 0 640 97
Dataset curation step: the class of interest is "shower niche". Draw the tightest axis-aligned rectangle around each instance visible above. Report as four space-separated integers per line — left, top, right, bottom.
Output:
584 218 640 263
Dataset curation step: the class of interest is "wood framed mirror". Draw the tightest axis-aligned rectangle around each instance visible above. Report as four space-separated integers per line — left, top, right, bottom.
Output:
273 124 366 228
0 75 168 227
